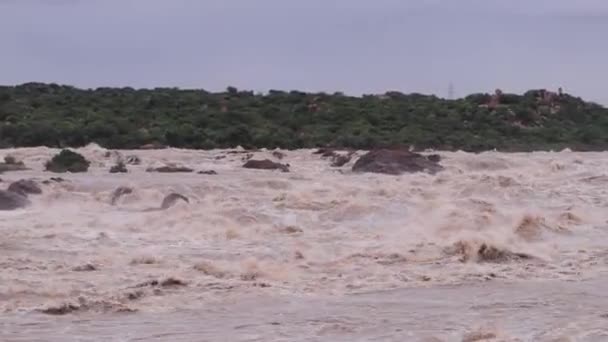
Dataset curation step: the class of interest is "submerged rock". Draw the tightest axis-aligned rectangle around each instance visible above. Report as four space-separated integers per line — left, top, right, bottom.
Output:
42 177 66 185
125 155 141 165
38 303 80 315
146 165 193 173
0 161 28 173
109 161 128 173
8 179 42 195
243 159 289 172
445 240 532 263
330 151 356 167
0 190 30 210
110 186 133 205
314 148 355 167
426 154 441 163
313 148 336 157
272 151 286 160
197 170 218 175
352 149 443 175
160 193 189 209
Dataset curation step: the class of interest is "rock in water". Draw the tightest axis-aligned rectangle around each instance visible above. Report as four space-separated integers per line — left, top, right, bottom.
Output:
352 149 443 175
125 155 141 165
8 179 42 195
0 162 28 173
110 186 133 205
330 153 354 167
0 190 30 210
197 170 218 175
146 165 193 173
427 154 441 163
160 193 189 209
109 161 128 173
243 159 289 172
272 151 285 160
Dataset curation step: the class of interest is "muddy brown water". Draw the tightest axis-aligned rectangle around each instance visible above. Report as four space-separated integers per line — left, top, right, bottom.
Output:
1 145 608 341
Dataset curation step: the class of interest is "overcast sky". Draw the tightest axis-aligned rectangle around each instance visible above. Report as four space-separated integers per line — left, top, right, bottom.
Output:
1 0 606 104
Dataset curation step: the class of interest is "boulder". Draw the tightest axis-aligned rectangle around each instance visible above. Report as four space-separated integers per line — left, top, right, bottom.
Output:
0 190 30 210
352 149 443 175
8 179 42 195
243 159 289 172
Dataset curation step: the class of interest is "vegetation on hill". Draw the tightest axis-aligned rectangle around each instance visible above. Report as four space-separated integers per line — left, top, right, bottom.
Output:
0 83 607 151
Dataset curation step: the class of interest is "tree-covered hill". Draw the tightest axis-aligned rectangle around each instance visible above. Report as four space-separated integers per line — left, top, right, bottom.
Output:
0 83 606 151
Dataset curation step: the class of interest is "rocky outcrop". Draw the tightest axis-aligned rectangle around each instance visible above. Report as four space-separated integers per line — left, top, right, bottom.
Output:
0 190 30 210
243 159 289 172
352 149 443 175
8 179 42 195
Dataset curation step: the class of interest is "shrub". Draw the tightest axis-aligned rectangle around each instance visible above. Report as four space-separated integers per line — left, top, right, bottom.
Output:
45 149 90 173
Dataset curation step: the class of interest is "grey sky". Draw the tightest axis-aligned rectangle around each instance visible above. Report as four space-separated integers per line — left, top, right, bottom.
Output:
1 0 606 104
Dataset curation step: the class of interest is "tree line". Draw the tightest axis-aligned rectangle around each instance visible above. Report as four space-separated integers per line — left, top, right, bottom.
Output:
0 83 607 151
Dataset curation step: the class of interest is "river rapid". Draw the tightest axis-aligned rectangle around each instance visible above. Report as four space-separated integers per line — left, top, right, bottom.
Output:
1 145 608 341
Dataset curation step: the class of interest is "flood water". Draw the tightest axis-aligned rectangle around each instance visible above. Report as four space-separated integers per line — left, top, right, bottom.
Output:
1 145 608 341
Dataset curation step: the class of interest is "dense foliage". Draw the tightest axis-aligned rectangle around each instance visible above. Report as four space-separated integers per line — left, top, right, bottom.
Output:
45 149 90 173
1 83 607 151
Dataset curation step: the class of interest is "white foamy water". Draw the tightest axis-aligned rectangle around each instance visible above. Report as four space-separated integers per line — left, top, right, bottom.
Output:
1 145 608 341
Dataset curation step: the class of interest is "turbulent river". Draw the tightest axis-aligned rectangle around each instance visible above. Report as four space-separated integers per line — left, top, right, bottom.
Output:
1 145 608 341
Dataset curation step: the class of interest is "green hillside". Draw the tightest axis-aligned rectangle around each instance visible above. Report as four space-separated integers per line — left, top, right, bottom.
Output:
0 83 606 151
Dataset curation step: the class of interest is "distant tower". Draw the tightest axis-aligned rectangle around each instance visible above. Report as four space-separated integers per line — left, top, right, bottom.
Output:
448 82 454 100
